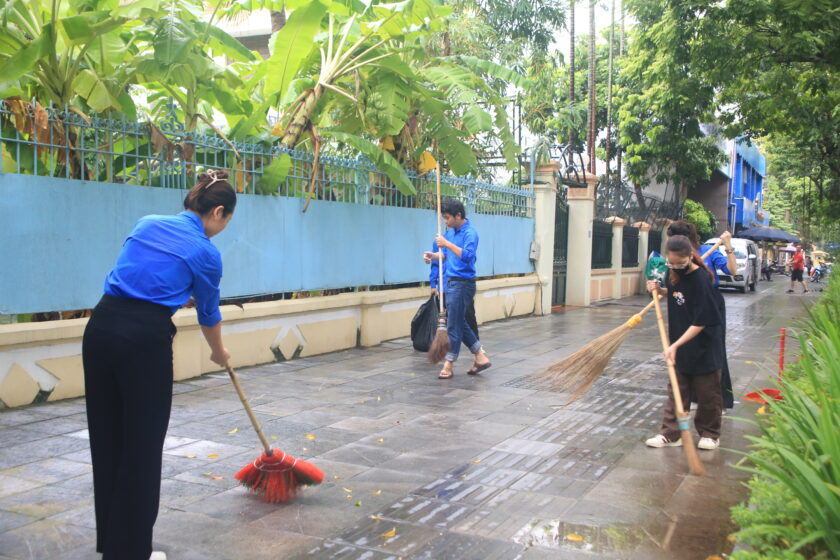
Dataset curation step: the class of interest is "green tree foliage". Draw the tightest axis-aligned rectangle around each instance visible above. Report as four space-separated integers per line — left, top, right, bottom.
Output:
682 198 715 241
617 0 725 192
701 0 840 221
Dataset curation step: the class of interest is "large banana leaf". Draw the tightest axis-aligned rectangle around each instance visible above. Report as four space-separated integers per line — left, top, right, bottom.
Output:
322 130 416 195
153 15 195 66
264 0 325 100
445 55 531 90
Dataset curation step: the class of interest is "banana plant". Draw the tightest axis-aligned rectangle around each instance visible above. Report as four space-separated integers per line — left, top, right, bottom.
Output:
261 0 527 210
0 0 161 114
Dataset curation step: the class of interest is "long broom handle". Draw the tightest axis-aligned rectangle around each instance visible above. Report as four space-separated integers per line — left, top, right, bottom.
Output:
226 363 272 455
436 162 444 314
651 291 689 419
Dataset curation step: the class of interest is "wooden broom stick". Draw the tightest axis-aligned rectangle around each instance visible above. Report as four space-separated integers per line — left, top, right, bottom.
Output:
652 290 705 475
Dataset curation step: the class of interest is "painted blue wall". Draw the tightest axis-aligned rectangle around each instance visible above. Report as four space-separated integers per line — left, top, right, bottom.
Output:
0 174 534 314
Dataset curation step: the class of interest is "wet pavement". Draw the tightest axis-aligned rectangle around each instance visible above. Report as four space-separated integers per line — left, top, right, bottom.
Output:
0 279 818 559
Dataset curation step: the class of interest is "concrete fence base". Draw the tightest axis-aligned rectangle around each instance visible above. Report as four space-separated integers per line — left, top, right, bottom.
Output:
0 276 538 409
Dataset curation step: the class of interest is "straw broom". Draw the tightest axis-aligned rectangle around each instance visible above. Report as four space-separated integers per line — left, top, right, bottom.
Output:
225 364 325 503
427 161 450 363
532 240 725 399
651 291 705 475
532 300 656 398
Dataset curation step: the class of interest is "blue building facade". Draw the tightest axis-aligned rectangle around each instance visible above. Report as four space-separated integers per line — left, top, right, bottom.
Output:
727 138 769 232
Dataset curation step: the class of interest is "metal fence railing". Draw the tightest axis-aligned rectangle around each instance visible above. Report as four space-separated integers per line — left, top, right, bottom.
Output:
595 176 682 226
0 99 533 217
622 224 640 268
592 220 613 269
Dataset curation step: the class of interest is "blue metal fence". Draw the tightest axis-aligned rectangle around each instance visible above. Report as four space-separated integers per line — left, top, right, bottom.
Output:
0 99 533 217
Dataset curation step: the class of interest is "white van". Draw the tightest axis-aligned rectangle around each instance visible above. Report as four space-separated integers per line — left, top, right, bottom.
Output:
704 237 760 293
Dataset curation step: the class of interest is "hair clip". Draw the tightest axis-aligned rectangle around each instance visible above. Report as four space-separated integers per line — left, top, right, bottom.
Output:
203 169 223 190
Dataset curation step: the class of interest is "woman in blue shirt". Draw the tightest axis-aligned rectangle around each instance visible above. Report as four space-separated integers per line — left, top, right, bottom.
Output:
82 170 235 560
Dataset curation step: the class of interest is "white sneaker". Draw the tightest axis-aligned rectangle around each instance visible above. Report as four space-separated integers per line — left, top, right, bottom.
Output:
698 437 719 450
645 434 682 448
150 553 167 560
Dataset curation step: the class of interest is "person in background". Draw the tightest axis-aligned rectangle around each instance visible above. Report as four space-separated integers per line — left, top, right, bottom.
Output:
665 221 736 411
805 255 813 277
423 198 490 379
83 170 235 560
787 243 809 294
645 235 724 450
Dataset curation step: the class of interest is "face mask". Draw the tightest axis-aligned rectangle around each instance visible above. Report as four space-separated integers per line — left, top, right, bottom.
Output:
674 267 689 276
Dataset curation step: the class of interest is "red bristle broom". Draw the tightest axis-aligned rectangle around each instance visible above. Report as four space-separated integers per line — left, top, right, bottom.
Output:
225 364 324 503
428 159 451 364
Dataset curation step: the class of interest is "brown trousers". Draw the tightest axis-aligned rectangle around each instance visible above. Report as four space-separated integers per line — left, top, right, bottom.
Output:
660 369 722 440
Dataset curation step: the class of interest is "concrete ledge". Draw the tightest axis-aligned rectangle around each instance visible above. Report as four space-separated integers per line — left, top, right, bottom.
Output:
0 276 539 408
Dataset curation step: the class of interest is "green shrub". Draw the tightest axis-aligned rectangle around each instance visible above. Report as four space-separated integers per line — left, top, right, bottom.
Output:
731 275 840 559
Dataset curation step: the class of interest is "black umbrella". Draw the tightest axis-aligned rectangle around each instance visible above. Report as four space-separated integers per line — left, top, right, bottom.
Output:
737 226 800 244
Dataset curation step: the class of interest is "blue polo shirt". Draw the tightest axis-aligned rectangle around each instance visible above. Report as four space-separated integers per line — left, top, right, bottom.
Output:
700 244 730 287
104 211 223 326
429 219 478 288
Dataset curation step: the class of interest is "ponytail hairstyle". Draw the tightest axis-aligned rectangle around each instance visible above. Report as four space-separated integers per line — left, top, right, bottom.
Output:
666 235 714 285
184 169 236 217
666 220 700 249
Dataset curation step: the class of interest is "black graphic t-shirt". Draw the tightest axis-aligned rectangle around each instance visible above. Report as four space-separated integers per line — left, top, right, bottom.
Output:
666 268 723 375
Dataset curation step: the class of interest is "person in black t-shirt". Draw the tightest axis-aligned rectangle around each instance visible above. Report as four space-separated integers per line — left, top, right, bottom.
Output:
645 235 724 451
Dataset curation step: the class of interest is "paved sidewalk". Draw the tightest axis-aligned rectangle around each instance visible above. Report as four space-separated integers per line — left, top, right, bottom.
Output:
0 279 816 559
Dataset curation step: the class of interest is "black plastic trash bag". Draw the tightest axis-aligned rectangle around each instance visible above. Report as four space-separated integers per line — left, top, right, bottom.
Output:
411 294 439 352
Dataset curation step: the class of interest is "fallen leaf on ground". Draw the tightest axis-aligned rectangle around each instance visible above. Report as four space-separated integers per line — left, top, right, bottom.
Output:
472 459 482 463
227 427 238 434
370 515 381 520
707 556 725 560
184 454 197 459
381 528 397 538
303 447 308 451
271 435 277 440
203 473 224 480
566 533 584 542
306 434 316 440
355 501 362 507
346 495 353 499
207 454 219 459
373 490 382 495
377 438 384 444
376 396 382 402
343 487 353 493
745 360 754 364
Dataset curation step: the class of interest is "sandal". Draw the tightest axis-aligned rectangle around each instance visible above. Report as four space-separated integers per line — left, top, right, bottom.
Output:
438 369 453 379
467 362 492 376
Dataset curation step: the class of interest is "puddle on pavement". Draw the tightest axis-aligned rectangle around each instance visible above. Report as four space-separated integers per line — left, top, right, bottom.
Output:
513 519 647 554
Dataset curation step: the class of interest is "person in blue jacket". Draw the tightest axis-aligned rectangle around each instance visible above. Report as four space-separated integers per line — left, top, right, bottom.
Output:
666 221 737 410
428 242 479 341
423 198 490 379
82 170 235 560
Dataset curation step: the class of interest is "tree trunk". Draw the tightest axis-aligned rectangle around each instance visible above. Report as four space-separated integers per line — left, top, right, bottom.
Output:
617 0 624 183
569 0 575 146
587 0 596 175
280 85 322 149
605 0 615 184
271 6 286 32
